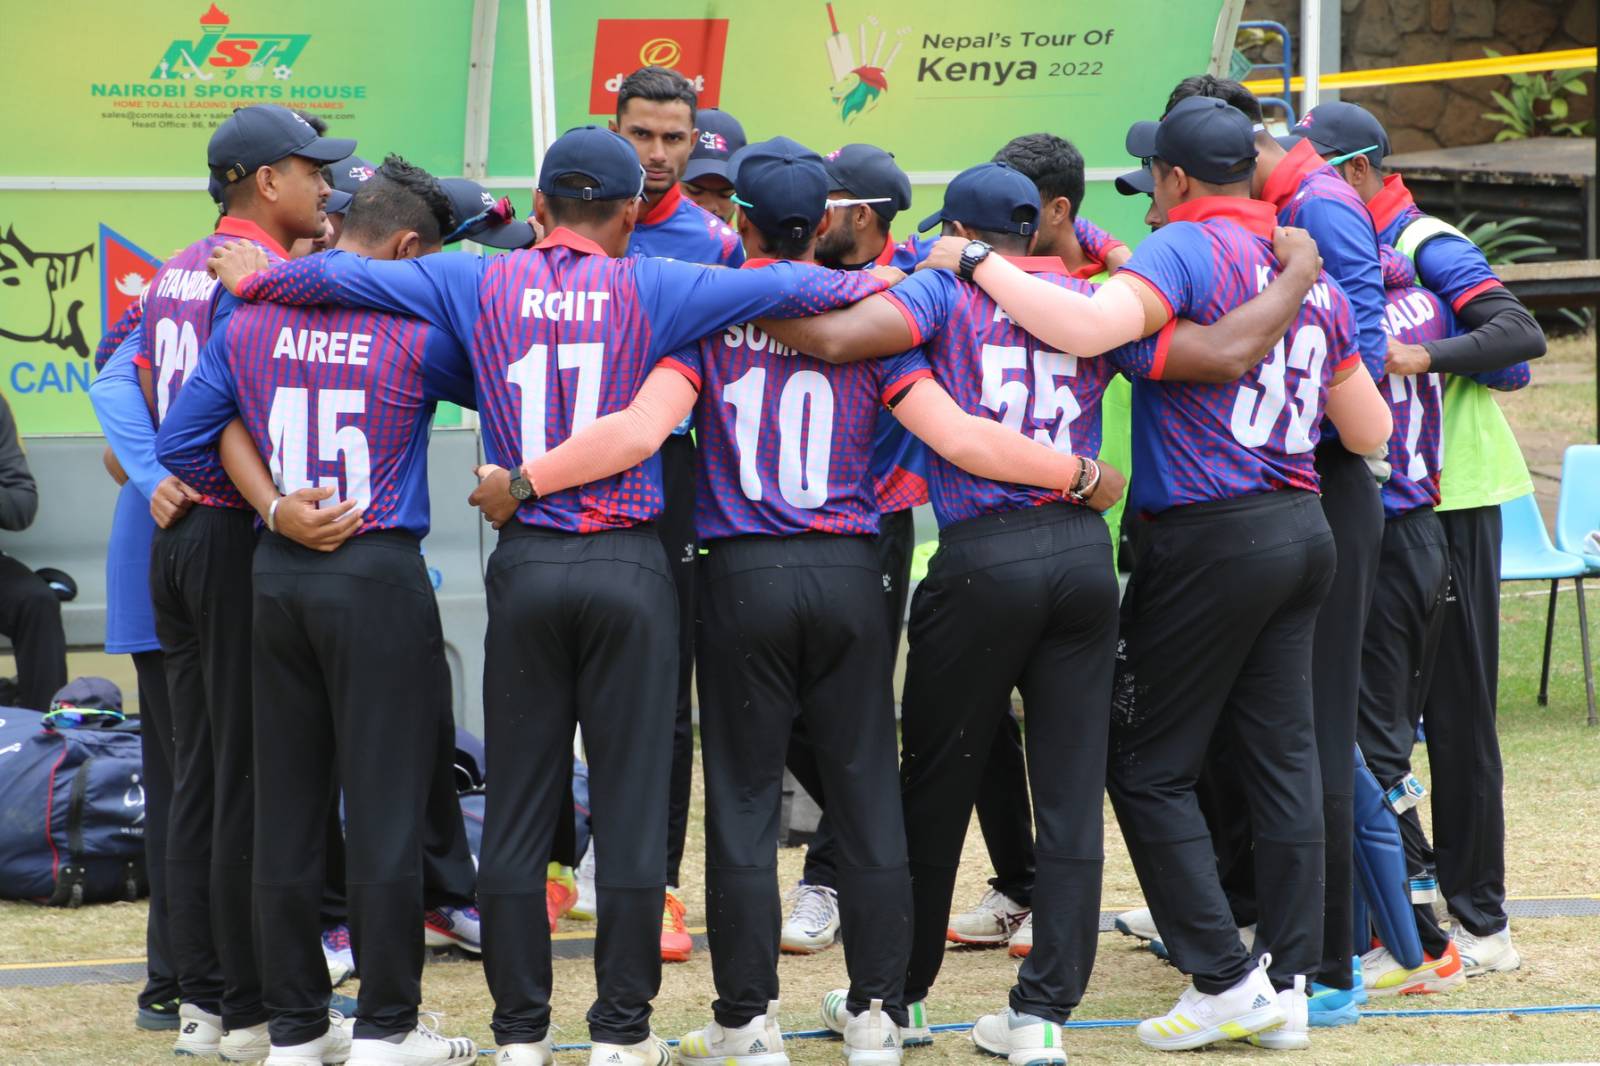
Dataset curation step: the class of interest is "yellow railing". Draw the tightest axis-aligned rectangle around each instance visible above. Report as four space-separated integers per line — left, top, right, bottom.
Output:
1241 47 1596 93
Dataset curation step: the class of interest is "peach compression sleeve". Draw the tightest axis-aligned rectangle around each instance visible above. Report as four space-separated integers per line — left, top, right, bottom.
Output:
892 377 1082 492
970 256 1149 356
522 366 699 495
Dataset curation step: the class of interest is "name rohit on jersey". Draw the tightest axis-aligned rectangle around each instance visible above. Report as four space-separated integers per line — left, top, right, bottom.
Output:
271 327 371 365
1254 264 1333 309
521 289 611 320
1380 291 1437 338
154 268 219 302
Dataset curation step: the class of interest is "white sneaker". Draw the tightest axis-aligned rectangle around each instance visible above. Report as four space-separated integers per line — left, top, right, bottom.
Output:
324 924 357 987
1114 906 1159 942
1454 925 1521 976
970 1008 1066 1066
175 1003 223 1057
424 905 482 954
587 1034 672 1066
350 1017 474 1065
496 1038 554 1065
679 1000 788 1066
842 999 901 1066
1008 914 1034 959
571 842 598 921
781 882 840 954
221 1022 271 1062
946 888 1029 945
1136 954 1286 1051
821 990 928 1046
1247 975 1310 1050
267 1015 354 1066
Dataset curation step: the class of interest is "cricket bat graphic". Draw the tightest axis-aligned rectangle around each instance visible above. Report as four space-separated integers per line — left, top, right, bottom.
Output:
825 4 854 81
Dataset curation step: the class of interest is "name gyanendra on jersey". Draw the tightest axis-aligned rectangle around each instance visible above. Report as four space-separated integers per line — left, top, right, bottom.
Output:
155 267 219 302
1381 291 1437 337
271 327 372 365
1253 263 1333 310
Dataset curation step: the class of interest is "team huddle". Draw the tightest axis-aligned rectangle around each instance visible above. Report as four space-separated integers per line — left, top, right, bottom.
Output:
89 60 1545 1066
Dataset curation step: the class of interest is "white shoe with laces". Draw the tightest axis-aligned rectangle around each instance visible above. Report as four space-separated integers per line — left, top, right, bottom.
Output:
1008 913 1034 959
265 1014 354 1065
571 842 598 921
587 1033 672 1066
679 1000 788 1066
969 1007 1066 1066
1136 954 1286 1051
821 990 930 1047
1453 925 1521 976
175 1003 224 1057
496 1036 555 1065
947 888 1029 945
349 1016 475 1065
781 881 840 954
220 1021 271 1062
1247 974 1310 1050
1113 906 1160 942
842 999 901 1066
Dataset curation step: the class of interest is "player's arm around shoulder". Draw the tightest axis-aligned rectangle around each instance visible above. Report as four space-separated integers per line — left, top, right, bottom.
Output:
754 267 927 364
1323 288 1392 455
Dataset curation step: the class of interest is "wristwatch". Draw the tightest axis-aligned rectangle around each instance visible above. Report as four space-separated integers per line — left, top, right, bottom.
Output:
956 239 993 282
508 474 537 502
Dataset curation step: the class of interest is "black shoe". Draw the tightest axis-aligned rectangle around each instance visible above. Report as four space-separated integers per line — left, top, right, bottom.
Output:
135 998 182 1031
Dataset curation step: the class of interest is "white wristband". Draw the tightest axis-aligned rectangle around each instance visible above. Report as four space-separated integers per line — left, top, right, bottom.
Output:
267 496 282 534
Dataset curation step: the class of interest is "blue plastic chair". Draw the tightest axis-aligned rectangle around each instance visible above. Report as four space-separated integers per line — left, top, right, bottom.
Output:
1500 493 1595 724
1555 445 1600 573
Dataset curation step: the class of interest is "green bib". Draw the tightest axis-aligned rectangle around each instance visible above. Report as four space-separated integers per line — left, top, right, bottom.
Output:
1394 218 1531 511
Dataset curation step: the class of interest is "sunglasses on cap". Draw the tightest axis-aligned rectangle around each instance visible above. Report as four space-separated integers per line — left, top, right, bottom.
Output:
443 196 517 244
1324 144 1381 166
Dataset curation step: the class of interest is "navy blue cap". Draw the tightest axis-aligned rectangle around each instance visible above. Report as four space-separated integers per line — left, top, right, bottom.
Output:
1125 96 1257 186
823 144 913 221
50 676 123 714
324 154 376 217
207 105 357 187
538 125 645 201
1287 101 1391 162
918 161 1039 236
728 136 830 239
441 178 537 250
1114 164 1156 197
683 110 748 184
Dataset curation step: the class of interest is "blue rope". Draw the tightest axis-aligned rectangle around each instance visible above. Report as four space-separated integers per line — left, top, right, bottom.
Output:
505 1002 1600 1053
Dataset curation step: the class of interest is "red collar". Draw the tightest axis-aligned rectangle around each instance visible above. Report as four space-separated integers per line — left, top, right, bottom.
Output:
1064 251 1108 280
873 233 897 267
640 182 683 227
1167 196 1278 239
215 215 291 260
1260 137 1324 210
1004 254 1072 275
1366 173 1415 233
534 227 610 257
741 257 781 269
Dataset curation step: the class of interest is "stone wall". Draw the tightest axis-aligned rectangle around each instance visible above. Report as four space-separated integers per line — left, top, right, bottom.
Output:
1240 0 1595 151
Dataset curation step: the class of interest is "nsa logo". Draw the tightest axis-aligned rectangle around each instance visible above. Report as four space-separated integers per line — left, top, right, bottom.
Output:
348 164 376 182
881 573 892 592
151 4 311 82
698 130 729 153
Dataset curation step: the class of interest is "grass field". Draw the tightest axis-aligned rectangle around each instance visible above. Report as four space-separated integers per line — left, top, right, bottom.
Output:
1 334 1595 1064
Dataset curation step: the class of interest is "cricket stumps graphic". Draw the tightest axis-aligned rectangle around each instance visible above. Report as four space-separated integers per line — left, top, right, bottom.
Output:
825 4 910 124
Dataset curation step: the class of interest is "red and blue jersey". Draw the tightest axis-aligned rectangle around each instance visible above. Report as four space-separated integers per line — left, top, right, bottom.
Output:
137 217 288 509
155 300 476 540
866 232 936 512
1367 174 1504 313
232 229 887 534
672 260 931 540
878 256 1115 529
1111 196 1360 515
96 301 143 373
1262 138 1387 380
627 182 744 267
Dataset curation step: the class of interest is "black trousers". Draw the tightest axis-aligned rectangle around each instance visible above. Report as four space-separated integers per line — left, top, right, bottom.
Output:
790 506 915 889
251 531 447 1044
658 432 698 888
134 649 181 1009
150 506 263 1028
1199 445 1382 987
479 524 676 1047
1108 491 1333 995
698 534 911 1028
0 552 67 712
1422 506 1509 938
1356 507 1451 957
902 503 1118 1023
